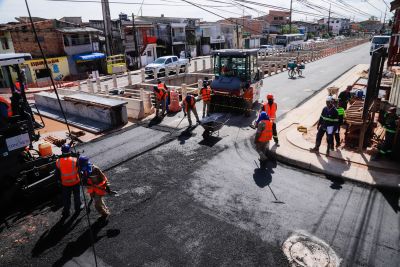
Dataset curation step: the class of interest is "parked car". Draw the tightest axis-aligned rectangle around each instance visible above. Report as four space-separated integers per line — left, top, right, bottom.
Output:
370 35 390 55
144 56 189 78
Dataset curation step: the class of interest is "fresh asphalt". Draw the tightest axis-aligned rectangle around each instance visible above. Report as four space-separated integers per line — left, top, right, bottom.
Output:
0 43 399 267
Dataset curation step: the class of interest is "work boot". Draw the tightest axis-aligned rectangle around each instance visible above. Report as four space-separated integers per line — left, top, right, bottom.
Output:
310 147 319 153
326 146 330 156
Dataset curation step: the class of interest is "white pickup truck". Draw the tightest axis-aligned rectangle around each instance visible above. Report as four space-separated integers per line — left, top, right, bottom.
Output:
144 56 189 78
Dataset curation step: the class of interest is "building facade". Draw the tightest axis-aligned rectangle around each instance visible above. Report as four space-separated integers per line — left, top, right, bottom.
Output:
318 18 350 35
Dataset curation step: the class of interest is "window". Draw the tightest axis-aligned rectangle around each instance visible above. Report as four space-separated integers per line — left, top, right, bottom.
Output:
71 34 91 45
35 68 51 79
172 57 178 62
0 37 9 50
336 20 339 23
147 50 152 57
165 58 172 64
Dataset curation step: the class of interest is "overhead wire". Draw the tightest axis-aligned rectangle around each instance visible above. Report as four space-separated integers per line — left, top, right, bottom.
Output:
46 0 234 7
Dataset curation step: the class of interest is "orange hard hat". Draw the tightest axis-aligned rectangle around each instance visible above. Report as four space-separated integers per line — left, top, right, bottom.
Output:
267 94 274 100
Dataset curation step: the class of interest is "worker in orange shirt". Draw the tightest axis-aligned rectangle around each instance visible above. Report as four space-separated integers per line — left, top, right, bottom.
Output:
183 94 200 126
157 79 170 113
243 83 253 117
55 144 83 217
254 111 273 162
200 80 212 118
261 94 278 144
153 85 167 117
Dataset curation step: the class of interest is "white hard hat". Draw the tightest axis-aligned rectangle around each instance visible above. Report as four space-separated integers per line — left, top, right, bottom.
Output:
326 96 333 102
331 95 337 101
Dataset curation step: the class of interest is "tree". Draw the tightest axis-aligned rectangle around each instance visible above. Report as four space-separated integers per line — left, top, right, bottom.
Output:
281 24 299 34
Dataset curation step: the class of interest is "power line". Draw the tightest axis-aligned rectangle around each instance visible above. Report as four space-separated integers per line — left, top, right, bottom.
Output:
46 0 234 7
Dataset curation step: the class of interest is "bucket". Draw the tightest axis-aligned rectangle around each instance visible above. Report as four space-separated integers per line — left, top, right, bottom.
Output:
39 142 53 157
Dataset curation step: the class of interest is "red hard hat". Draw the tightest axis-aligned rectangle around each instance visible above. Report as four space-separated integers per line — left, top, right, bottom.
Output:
267 94 274 100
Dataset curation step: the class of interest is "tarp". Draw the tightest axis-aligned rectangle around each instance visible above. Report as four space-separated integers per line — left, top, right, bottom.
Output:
73 52 105 62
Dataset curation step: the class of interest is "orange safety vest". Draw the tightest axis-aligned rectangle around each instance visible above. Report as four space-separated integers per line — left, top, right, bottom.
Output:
87 175 108 196
262 102 277 121
0 96 12 117
157 83 166 90
201 87 211 102
154 88 166 101
243 87 253 101
257 120 273 142
56 157 80 186
184 96 196 112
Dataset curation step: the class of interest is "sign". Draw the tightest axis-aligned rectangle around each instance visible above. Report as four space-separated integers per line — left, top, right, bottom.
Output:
29 58 60 67
6 133 30 152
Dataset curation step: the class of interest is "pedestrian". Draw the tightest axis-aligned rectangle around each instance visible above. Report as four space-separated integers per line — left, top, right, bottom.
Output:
376 107 399 159
334 98 346 149
55 144 83 217
157 79 170 113
338 85 352 110
243 83 253 117
153 85 166 117
200 80 211 118
261 94 279 144
310 96 339 155
79 156 111 219
183 94 200 126
254 111 273 162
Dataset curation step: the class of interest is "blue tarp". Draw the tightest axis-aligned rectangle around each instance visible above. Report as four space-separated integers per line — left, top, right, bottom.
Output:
73 52 105 62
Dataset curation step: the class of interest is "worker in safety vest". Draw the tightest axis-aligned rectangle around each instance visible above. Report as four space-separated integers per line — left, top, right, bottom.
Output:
243 83 253 117
261 94 278 144
377 107 399 158
333 96 346 149
157 79 170 113
55 144 83 217
0 96 13 126
200 80 212 118
79 156 111 219
310 96 339 155
153 85 167 117
183 94 200 126
254 111 273 162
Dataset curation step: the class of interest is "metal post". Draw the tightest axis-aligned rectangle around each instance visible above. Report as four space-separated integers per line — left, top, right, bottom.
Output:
127 71 132 85
140 69 145 82
289 0 293 33
112 74 117 88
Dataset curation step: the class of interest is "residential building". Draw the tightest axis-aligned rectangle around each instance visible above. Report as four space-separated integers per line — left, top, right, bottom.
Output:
219 16 269 37
257 10 290 34
358 19 383 34
318 17 350 35
0 25 16 88
220 22 243 49
88 18 124 54
293 21 321 38
198 22 225 54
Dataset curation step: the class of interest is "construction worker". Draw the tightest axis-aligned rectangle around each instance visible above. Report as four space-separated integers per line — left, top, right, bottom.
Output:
79 156 111 219
157 79 170 113
55 144 83 217
334 97 346 148
183 94 200 126
254 111 273 162
310 96 339 155
243 83 253 117
153 85 166 117
261 94 278 144
0 96 12 126
200 80 211 118
377 107 399 158
338 86 352 110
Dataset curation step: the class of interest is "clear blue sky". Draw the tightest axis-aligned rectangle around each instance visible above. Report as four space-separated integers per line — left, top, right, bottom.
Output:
0 0 390 24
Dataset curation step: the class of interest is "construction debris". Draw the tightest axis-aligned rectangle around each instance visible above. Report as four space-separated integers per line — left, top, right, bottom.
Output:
44 136 66 147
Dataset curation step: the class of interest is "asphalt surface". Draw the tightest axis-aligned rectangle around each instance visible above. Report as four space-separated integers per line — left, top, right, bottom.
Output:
1 43 399 267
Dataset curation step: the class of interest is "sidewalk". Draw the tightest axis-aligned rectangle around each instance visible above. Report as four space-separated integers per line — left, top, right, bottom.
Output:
270 64 400 188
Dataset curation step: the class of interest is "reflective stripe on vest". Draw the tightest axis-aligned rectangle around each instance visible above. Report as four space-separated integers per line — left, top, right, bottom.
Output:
257 120 273 142
154 89 165 101
384 126 396 133
56 157 79 186
263 102 277 120
201 87 211 102
337 107 345 116
320 115 339 122
87 176 107 196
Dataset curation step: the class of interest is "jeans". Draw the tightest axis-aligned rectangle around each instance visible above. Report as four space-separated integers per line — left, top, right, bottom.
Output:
155 98 166 116
315 126 333 149
256 141 269 161
272 122 278 143
62 184 82 214
202 101 210 117
187 106 200 125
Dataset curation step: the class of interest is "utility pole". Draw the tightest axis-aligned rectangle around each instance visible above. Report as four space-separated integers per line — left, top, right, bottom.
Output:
327 3 331 36
289 0 293 33
101 0 113 56
132 13 141 69
236 23 240 49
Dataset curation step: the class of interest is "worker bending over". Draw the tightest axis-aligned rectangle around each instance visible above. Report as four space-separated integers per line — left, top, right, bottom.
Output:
153 85 167 117
310 96 339 155
261 94 278 144
377 107 399 159
79 156 111 219
157 79 170 113
254 111 273 162
200 80 212 118
56 144 83 217
183 94 200 127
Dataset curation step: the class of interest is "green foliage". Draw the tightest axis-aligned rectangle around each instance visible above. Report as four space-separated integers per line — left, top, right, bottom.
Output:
281 24 299 34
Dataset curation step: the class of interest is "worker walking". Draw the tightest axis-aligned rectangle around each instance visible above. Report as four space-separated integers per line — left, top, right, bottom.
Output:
200 80 211 118
334 98 346 149
261 94 278 144
153 85 167 118
310 96 339 155
338 86 352 110
243 83 253 117
183 94 200 127
254 111 273 162
55 144 83 217
157 79 170 113
79 156 111 219
377 107 399 158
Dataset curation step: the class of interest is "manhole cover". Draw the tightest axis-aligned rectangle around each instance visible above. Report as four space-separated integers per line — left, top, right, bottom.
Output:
282 231 341 267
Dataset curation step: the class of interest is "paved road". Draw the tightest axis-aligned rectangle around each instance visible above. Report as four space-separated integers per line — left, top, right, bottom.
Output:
0 43 399 267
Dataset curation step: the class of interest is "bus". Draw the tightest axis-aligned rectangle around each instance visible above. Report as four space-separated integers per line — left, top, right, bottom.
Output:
275 34 305 48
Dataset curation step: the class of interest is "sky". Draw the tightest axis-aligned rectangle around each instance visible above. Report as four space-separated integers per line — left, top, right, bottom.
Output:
0 0 392 24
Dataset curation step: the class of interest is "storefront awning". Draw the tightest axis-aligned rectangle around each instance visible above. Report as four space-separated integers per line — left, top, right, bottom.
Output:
73 52 105 62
